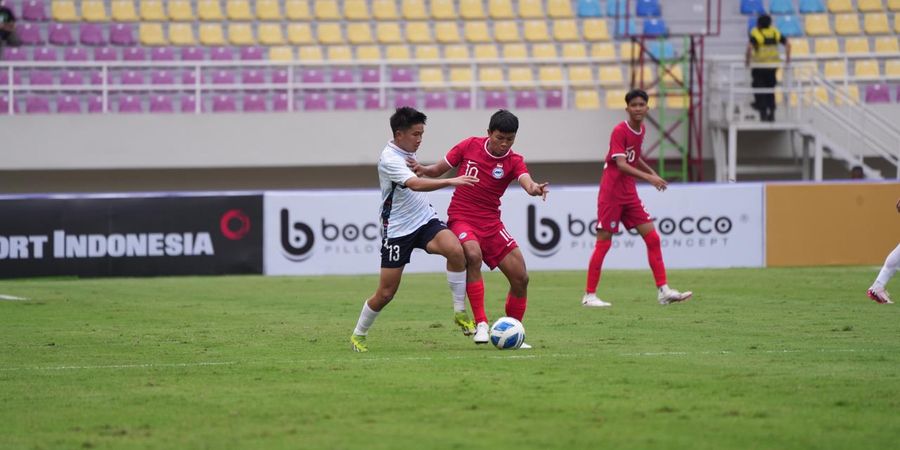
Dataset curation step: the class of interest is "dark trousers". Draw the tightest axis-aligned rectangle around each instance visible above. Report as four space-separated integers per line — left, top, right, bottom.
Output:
751 68 777 122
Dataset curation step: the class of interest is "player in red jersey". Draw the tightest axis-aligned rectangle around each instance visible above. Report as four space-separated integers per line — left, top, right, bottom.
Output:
410 110 549 346
582 89 692 308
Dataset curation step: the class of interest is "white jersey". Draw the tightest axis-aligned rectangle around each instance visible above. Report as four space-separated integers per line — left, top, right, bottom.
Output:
377 141 439 239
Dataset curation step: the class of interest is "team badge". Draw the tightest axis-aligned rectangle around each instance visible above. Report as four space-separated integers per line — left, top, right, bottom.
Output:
492 166 504 179
610 221 617 228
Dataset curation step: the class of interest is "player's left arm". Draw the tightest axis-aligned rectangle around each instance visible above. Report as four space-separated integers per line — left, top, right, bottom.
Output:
518 174 549 201
636 157 659 178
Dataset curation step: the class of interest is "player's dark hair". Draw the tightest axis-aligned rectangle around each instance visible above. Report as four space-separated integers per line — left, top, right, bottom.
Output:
625 89 649 105
390 107 427 135
488 109 519 134
757 14 772 29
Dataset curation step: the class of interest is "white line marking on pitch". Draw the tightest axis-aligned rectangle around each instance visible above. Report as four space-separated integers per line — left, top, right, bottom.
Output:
0 361 237 372
619 349 879 357
0 294 28 301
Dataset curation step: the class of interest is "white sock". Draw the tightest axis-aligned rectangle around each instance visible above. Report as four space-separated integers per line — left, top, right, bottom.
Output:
447 270 467 312
873 244 900 289
353 301 379 336
658 284 670 293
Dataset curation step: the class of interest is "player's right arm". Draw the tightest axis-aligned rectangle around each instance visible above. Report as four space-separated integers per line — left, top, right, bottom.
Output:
407 159 453 178
405 174 478 192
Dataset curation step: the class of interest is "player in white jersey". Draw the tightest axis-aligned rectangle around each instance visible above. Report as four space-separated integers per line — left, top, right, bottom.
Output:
350 107 479 352
866 198 900 304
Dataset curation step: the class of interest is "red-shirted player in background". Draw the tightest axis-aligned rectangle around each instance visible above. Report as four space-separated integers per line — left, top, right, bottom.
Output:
410 110 549 347
582 89 692 308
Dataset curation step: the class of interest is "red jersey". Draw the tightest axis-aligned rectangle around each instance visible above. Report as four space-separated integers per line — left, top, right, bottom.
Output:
598 121 644 205
445 136 529 223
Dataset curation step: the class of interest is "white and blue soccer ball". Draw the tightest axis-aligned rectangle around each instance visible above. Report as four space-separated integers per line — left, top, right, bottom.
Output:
490 317 525 350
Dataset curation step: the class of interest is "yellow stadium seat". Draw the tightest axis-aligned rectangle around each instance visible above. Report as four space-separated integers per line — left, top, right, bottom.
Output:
314 0 340 19
519 0 544 18
805 14 833 36
450 67 474 87
479 67 505 88
814 37 840 54
834 13 861 34
824 60 847 79
523 21 550 42
508 67 534 89
226 0 253 20
435 22 461 43
139 23 166 45
858 0 884 11
592 43 617 59
605 89 628 108
568 65 593 85
168 0 194 20
896 14 900 32
419 67 445 88
827 0 853 12
258 23 285 45
444 45 470 59
327 46 352 61
431 0 456 19
628 68 654 86
532 43 558 59
474 44 499 59
228 23 255 45
489 0 515 19
874 36 899 52
576 90 601 110
891 0 900 10
619 41 638 59
256 0 282 20
583 19 610 41
834 84 859 106
864 13 890 33
372 0 398 19
402 0 427 19
416 45 440 60
356 45 381 60
538 66 564 86
886 60 900 76
199 24 226 45
377 22 403 44
599 66 624 86
111 1 138 21
854 59 880 78
547 0 574 18
562 43 587 59
269 46 294 61
287 23 314 44
406 22 433 43
346 23 373 44
298 46 323 61
385 45 410 60
285 0 310 19
494 21 521 42
553 20 579 41
459 0 485 19
665 95 689 109
343 0 369 19
317 23 344 45
502 43 527 59
790 62 817 80
198 0 225 20
168 23 196 45
790 38 810 56
660 65 685 86
464 22 492 43
806 86 829 105
81 1 108 21
51 1 77 21
844 37 870 53
139 0 164 21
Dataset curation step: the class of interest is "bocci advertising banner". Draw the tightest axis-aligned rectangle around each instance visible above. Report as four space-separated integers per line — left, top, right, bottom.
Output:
0 194 263 278
264 184 764 276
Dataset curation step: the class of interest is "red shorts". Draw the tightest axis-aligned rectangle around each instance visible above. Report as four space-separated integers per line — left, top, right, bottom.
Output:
596 199 653 233
448 219 518 270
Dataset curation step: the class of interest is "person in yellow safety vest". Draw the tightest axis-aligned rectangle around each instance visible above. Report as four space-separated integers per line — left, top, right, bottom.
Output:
745 14 791 122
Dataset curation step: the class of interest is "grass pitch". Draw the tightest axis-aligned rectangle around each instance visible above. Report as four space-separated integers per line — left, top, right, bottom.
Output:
1 267 898 450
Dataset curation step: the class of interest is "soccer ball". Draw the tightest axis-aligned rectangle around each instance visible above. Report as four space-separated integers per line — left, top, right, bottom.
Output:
490 317 525 350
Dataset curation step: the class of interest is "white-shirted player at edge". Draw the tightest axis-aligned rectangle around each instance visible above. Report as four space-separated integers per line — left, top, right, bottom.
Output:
866 198 900 305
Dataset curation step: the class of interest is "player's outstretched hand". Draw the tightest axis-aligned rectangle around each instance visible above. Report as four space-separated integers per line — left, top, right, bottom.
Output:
406 158 425 177
450 175 480 187
532 182 550 201
648 175 668 191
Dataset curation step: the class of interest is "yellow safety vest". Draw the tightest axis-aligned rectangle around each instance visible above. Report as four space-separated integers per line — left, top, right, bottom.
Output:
750 27 782 63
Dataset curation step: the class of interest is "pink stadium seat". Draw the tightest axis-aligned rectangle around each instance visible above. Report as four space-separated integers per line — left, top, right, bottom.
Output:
211 70 236 86
60 70 84 88
242 94 267 112
22 0 48 21
424 91 448 109
0 69 22 86
56 95 81 113
87 95 104 113
240 47 264 61
33 47 57 61
454 91 472 109
334 92 358 110
302 69 325 84
118 95 143 113
181 70 197 87
3 47 28 61
394 91 417 108
48 23 75 46
212 94 237 112
364 91 381 109
150 70 175 86
514 90 539 109
79 23 105 46
864 84 891 103
26 96 51 114
109 24 136 46
303 92 328 110
484 91 508 108
390 68 414 84
545 90 563 108
0 95 17 114
331 68 354 84
17 23 44 45
181 95 201 113
181 47 205 61
241 69 266 86
361 68 380 84
271 69 289 84
29 70 54 85
63 47 88 61
93 47 118 61
149 94 174 113
273 92 290 111
122 47 146 61
151 47 176 61
210 47 234 61
119 71 144 91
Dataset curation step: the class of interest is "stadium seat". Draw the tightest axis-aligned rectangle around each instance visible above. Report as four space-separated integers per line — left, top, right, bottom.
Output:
568 65 594 85
285 0 311 19
169 0 194 20
834 13 861 34
874 36 899 52
240 46 264 60
318 23 344 45
148 95 173 113
824 60 847 80
646 41 675 60
444 44 469 59
335 92 358 110
598 65 624 86
356 45 381 60
479 67 504 88
548 0 574 18
790 37 810 56
314 0 340 19
241 69 266 86
269 46 293 61
17 23 44 45
583 19 610 41
827 0 853 13
484 91 508 108
636 0 661 17
419 67 445 87
887 60 900 76
150 69 175 84
406 22 433 44
415 45 440 60
256 0 282 19
864 83 890 103
51 0 77 21
26 96 51 114
769 0 794 14
385 45 410 60
508 67 534 88
57 95 81 113
111 1 137 21
435 22 461 43
259 24 285 45
377 23 403 44
401 0 427 19
775 15 804 36
562 42 587 58
890 0 900 11
22 1 48 21
514 90 539 108
48 23 75 45
843 36 870 53
741 0 766 15
288 23 314 45
591 42 616 59
198 0 225 20
342 23 370 44
140 0 165 21
474 43 499 59
502 43 527 59
577 0 602 17
854 59 880 79
297 46 324 61
139 23 166 46
150 47 175 61
227 0 253 20
532 43 558 59
212 94 237 113
169 23 196 45
118 95 143 113
424 91 448 109
431 0 456 19
538 66 564 86
199 24 226 46
553 20 580 41
643 18 668 36
519 0 544 18
327 45 352 61
488 0 514 19
799 0 826 13
394 91 418 109
614 17 639 36
344 0 370 19
372 0 399 19
494 21 521 42
805 14 833 35
459 0 486 19
94 47 117 61
857 0 885 11
63 47 88 61
524 20 550 42
546 90 564 109
895 14 900 32
833 84 860 105
29 69 54 86
660 65 685 86
464 22 491 43
864 13 890 33
575 90 600 109
814 37 840 54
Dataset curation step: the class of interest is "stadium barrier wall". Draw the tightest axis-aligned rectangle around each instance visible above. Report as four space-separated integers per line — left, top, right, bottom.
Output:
264 184 765 275
766 182 900 267
0 193 264 278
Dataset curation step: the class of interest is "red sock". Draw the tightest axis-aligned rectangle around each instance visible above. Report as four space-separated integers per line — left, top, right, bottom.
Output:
642 230 667 287
467 279 487 324
585 239 612 294
505 293 527 321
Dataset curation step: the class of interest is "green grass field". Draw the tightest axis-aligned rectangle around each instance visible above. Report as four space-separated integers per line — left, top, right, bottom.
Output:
1 267 898 450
